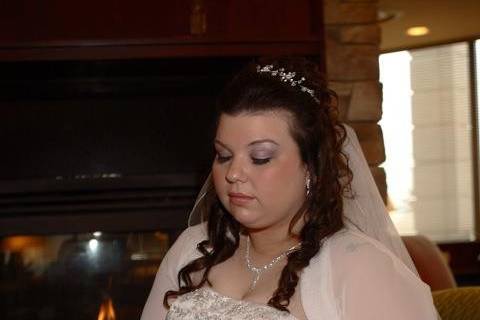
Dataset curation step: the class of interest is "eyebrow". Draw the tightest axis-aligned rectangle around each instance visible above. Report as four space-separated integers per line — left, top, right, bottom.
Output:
214 139 279 150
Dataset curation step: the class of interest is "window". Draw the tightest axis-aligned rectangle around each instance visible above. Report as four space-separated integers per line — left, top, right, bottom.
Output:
477 40 480 129
380 41 478 242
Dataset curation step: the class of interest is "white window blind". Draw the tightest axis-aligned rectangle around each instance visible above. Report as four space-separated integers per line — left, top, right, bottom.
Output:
380 42 475 242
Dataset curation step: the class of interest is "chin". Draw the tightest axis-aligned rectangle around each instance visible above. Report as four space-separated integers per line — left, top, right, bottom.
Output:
229 207 263 227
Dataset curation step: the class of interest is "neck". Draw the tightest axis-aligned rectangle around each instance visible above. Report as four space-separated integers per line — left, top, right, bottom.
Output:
245 219 303 257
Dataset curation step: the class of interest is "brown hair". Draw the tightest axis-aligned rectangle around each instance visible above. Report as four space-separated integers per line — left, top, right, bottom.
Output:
165 56 353 312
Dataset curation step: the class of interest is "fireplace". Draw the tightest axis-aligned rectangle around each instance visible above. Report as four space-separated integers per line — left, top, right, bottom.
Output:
0 56 252 319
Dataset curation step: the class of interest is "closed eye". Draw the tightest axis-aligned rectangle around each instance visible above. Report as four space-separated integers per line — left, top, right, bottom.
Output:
216 154 232 163
252 158 271 165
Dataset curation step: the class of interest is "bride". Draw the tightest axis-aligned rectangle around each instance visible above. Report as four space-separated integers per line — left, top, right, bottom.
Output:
141 57 439 320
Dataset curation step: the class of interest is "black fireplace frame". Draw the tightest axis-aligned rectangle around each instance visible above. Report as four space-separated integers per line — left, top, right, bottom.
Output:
0 57 253 235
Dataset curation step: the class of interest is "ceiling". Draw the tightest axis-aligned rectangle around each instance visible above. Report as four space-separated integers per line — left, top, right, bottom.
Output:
378 0 480 52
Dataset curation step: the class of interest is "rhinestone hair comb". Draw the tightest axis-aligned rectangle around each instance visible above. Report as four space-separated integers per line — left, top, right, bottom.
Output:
256 64 320 103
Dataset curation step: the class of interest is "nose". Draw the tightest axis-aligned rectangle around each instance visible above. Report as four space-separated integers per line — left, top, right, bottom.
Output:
225 157 247 184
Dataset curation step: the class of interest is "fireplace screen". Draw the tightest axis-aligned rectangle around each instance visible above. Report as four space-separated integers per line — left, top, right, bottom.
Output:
0 229 180 320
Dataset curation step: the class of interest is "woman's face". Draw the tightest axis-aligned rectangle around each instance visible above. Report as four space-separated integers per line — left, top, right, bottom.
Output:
212 111 308 231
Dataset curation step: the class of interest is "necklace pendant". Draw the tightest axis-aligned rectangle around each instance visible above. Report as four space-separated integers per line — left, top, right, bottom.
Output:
244 236 301 292
249 271 261 291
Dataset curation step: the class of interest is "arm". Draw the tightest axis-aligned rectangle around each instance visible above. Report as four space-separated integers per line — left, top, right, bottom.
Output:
140 227 199 320
332 234 439 320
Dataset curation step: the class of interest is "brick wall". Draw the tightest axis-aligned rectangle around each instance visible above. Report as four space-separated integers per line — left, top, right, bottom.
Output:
323 0 387 200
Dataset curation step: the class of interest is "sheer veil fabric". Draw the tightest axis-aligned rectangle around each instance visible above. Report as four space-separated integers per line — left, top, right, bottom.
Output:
187 124 418 276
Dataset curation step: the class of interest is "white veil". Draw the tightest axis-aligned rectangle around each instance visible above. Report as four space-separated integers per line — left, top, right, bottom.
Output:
187 123 419 276
341 124 418 275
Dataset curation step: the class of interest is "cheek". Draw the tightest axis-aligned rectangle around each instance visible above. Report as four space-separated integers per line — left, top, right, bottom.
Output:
212 163 227 197
257 161 305 199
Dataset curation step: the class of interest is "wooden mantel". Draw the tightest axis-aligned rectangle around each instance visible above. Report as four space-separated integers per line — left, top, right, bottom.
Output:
0 38 325 61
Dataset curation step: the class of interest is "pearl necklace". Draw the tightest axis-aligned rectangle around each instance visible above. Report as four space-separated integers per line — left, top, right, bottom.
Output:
245 236 301 291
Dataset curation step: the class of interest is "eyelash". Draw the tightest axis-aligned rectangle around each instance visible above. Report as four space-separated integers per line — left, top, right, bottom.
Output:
252 158 270 165
216 155 231 163
215 154 271 165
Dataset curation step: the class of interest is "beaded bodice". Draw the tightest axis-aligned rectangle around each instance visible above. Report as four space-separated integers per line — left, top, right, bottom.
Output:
166 287 299 320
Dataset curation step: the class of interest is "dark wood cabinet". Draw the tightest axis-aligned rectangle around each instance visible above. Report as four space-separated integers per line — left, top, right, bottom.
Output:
0 0 324 61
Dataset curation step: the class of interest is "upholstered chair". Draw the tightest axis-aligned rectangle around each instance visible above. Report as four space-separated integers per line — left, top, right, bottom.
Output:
402 235 457 291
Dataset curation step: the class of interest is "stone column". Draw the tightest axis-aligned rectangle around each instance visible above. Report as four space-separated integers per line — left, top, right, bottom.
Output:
323 0 387 201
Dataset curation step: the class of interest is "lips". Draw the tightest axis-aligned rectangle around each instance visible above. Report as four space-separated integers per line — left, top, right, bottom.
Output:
228 192 255 206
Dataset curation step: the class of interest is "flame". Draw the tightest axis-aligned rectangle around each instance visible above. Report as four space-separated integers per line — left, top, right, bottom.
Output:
97 297 116 320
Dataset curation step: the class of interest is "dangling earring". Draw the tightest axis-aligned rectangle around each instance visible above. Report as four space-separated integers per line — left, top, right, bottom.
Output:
306 176 311 196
